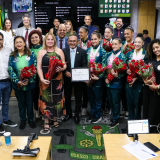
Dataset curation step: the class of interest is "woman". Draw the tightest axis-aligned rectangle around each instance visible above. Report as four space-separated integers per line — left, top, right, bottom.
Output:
49 17 62 36
8 36 37 130
142 39 160 133
3 18 15 51
121 25 135 119
126 36 146 120
64 20 77 37
78 25 92 115
86 31 106 123
103 24 114 44
37 33 67 134
28 30 43 117
101 24 114 115
103 37 126 128
122 25 134 53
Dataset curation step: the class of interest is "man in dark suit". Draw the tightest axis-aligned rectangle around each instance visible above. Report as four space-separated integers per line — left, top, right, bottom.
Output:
112 17 125 41
63 35 87 124
77 15 98 40
55 24 69 49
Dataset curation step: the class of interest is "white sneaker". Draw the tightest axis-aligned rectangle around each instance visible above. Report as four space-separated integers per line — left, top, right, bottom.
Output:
81 108 87 116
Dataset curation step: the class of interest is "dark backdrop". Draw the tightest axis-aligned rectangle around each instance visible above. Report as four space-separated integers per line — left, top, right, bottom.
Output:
34 0 130 35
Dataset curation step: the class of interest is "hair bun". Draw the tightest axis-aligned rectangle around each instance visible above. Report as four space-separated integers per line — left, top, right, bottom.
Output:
105 23 113 28
83 24 89 28
93 30 99 33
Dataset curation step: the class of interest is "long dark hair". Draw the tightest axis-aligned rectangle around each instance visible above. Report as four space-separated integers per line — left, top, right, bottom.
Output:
28 30 43 49
3 19 15 36
11 36 31 57
147 39 160 59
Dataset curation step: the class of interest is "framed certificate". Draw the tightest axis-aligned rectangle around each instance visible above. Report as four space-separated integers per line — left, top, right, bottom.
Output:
71 68 90 82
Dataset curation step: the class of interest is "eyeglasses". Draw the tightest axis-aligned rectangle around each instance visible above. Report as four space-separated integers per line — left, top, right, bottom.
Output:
68 40 77 43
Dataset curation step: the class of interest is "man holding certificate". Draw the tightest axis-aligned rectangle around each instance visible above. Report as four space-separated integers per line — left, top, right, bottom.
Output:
63 35 87 124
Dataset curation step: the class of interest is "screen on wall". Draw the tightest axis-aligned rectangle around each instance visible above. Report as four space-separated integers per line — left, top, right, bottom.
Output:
12 0 32 13
99 0 131 17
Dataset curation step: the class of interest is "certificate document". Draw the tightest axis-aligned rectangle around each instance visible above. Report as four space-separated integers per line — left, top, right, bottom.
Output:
71 68 90 82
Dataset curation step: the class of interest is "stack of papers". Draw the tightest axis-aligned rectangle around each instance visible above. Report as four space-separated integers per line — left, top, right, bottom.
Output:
122 141 158 160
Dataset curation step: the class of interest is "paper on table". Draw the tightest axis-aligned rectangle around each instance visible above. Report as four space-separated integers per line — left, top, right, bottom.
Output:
122 141 158 160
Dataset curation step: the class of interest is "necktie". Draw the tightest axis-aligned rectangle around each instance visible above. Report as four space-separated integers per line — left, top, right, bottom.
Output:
118 29 120 38
71 49 75 68
60 39 62 49
25 29 28 42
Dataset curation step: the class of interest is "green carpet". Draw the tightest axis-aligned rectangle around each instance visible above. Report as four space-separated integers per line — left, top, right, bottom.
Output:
76 125 119 151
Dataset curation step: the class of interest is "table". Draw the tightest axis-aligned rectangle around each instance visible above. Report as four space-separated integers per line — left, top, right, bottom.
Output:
103 134 160 160
0 136 52 160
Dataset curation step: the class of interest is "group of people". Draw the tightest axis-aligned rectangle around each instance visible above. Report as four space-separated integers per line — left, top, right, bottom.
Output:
0 13 159 135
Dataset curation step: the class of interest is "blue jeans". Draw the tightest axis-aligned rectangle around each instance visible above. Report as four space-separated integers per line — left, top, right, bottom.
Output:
0 81 12 124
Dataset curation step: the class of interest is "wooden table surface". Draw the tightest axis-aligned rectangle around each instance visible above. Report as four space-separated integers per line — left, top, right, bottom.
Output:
103 134 160 160
0 136 52 160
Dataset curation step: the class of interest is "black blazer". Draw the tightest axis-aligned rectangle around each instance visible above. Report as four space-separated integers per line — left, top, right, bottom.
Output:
63 46 87 82
113 28 125 41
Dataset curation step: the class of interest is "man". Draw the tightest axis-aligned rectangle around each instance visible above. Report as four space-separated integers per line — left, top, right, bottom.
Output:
63 35 87 124
112 17 125 41
55 24 69 49
49 17 63 36
16 14 35 46
77 15 98 40
0 32 17 133
143 30 151 49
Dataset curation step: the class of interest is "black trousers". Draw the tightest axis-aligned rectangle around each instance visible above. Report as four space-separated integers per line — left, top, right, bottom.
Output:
82 82 88 108
143 88 160 133
64 81 83 115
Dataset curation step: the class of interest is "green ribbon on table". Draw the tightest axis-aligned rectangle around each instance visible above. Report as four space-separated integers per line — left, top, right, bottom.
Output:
53 144 103 160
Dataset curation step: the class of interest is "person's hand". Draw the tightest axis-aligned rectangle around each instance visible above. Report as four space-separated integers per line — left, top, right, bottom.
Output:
111 69 118 78
91 74 99 80
129 77 137 87
22 79 29 86
56 66 63 73
143 77 155 85
147 81 158 90
18 81 23 86
65 71 71 78
41 78 50 85
105 78 110 84
127 69 131 75
84 81 90 84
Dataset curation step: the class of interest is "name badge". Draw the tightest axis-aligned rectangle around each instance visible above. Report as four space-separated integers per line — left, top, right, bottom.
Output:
25 56 30 61
157 65 160 70
13 58 19 62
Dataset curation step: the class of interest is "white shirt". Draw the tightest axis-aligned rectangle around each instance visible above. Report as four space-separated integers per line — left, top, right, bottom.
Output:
0 47 12 80
5 29 14 51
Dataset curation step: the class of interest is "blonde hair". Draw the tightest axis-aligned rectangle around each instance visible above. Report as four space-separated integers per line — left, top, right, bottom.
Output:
64 20 74 35
43 33 57 50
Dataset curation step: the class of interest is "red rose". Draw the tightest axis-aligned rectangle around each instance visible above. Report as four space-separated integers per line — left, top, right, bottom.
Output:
134 62 139 67
107 73 114 81
127 75 133 83
131 59 135 63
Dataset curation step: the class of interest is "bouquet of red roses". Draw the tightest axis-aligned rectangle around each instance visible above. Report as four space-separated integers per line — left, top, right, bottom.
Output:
107 57 126 82
136 63 157 91
123 43 135 55
20 64 36 81
89 59 107 77
103 39 112 53
45 56 66 81
127 59 144 86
